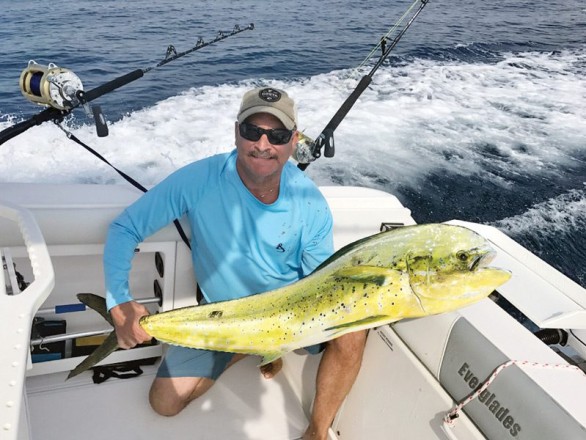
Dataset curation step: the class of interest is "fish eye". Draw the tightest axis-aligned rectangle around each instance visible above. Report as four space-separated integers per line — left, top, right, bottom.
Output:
456 251 468 262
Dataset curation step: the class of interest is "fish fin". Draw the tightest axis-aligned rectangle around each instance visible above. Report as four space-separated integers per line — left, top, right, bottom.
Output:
313 232 388 272
67 331 119 380
332 266 401 286
258 352 284 367
325 315 394 332
77 293 113 326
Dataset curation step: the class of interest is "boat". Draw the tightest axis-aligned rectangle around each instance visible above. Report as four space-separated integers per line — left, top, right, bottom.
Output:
1 181 585 439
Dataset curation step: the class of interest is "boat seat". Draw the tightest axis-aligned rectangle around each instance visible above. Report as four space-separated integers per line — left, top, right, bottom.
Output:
392 299 586 439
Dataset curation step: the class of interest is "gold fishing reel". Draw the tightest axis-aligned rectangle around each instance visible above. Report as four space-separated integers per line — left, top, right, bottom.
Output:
19 60 84 110
293 129 334 165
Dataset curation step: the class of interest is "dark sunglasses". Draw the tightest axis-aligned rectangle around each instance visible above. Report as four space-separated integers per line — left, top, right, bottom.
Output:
239 122 294 145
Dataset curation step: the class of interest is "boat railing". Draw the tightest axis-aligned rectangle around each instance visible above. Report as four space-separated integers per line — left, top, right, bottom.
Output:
0 200 55 439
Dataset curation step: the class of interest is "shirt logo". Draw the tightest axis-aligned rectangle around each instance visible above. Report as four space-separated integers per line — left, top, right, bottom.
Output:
276 243 286 253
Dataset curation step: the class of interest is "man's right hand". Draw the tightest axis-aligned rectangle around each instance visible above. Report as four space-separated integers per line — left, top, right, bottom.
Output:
110 301 152 349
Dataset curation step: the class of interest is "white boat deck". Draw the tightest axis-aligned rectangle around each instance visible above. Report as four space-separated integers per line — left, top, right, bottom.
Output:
25 356 311 440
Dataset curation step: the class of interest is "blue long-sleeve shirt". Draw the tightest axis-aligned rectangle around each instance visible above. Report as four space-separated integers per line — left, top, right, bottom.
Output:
104 150 334 310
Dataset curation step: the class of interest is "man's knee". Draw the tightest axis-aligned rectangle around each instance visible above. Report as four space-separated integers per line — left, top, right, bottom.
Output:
149 376 214 417
150 392 186 417
149 381 185 417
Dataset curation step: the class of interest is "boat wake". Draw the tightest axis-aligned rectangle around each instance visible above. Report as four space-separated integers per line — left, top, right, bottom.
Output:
492 187 586 237
491 187 586 286
0 47 584 287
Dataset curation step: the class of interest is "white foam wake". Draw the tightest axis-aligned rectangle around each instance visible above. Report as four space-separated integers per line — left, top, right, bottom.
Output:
491 186 586 236
0 49 584 189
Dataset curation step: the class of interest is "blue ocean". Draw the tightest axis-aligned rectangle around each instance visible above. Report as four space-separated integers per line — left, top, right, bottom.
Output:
0 0 584 289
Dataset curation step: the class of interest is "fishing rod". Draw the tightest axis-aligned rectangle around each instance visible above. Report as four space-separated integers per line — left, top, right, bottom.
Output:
0 24 253 250
0 24 254 146
295 0 429 170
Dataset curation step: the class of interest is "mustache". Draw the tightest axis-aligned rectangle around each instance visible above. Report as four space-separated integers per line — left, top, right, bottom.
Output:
249 150 276 159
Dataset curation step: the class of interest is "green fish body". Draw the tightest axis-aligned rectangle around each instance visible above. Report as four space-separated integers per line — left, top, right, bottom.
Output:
69 223 510 378
139 224 511 365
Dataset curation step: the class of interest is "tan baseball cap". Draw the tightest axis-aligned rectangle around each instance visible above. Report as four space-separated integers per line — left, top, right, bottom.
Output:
237 87 297 130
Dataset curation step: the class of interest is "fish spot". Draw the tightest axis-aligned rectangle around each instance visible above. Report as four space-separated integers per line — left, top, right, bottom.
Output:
208 310 223 318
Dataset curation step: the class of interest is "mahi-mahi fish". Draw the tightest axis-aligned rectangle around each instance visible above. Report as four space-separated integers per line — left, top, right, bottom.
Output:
68 223 510 379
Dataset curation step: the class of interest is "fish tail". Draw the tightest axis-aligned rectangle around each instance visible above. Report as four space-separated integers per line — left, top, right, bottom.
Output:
67 332 119 380
66 294 119 380
76 293 113 325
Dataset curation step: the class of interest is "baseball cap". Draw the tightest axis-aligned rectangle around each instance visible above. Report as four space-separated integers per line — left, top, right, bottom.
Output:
237 87 297 130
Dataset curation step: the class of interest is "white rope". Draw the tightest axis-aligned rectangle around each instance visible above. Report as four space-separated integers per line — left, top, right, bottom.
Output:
443 359 585 428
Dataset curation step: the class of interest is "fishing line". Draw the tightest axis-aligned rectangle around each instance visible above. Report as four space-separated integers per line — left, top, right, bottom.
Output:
295 0 429 170
356 0 422 71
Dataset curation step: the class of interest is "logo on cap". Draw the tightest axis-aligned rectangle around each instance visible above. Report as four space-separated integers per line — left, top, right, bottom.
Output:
258 88 281 103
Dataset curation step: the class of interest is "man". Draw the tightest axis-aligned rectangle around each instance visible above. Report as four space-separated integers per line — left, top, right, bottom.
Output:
103 87 367 440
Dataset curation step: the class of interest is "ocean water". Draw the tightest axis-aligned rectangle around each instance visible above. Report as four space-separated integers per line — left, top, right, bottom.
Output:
0 0 584 289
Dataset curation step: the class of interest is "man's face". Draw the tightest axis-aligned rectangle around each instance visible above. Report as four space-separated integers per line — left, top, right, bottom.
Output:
235 113 298 182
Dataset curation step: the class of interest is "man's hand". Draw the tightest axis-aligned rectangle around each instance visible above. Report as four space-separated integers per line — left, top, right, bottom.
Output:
110 301 152 349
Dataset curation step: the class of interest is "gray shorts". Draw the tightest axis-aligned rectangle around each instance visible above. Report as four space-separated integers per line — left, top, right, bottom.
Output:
156 342 326 380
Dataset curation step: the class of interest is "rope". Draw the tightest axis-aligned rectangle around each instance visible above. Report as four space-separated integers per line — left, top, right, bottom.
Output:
443 359 585 427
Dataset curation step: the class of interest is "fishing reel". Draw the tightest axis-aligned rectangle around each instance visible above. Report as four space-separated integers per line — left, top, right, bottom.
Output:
293 129 335 165
19 60 108 136
20 61 83 110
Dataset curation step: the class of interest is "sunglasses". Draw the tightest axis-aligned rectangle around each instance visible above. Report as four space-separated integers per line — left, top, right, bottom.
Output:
239 122 295 145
